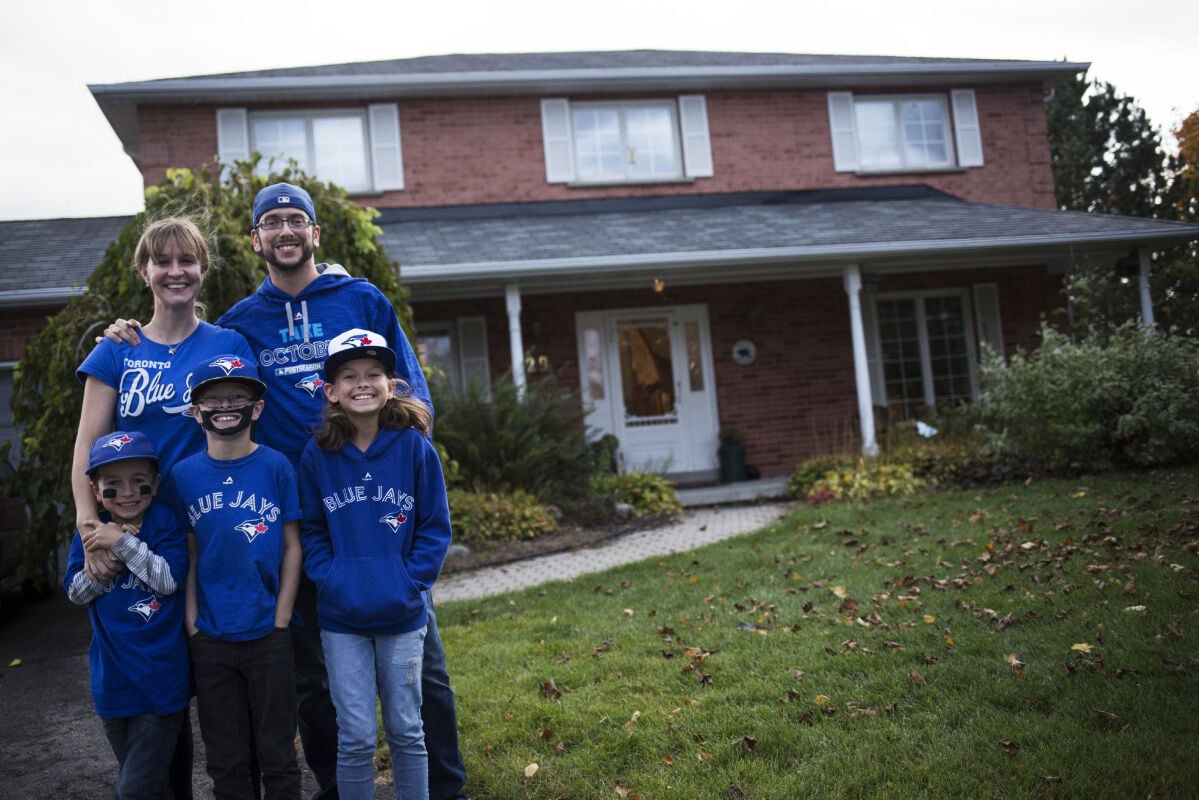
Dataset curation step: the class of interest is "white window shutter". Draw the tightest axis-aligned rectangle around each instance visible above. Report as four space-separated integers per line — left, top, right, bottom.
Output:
368 103 405 191
678 95 714 178
951 90 984 168
216 108 250 165
457 316 491 397
827 92 859 172
972 283 1004 359
540 99 576 183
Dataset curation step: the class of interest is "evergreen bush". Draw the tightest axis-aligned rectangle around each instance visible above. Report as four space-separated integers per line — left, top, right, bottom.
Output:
431 373 599 508
976 323 1199 471
447 488 558 545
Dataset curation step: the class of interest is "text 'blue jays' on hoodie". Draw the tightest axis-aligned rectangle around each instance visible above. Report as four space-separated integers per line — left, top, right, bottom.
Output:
217 266 432 463
299 426 451 636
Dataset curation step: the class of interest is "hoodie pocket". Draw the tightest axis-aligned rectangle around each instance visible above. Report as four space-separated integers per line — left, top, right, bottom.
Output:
318 555 424 629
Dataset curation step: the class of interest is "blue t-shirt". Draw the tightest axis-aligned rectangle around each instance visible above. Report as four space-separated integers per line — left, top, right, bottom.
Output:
77 321 255 474
63 503 190 718
164 445 301 642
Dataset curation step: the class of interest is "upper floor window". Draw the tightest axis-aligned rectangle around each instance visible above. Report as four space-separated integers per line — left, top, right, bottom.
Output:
828 89 983 174
541 95 714 185
217 104 404 193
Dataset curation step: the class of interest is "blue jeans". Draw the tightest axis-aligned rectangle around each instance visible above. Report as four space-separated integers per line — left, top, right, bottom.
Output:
322 627 427 800
189 628 300 800
101 710 186 800
421 600 468 800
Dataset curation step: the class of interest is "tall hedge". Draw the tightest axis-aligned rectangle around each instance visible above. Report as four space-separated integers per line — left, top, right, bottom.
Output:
7 161 416 577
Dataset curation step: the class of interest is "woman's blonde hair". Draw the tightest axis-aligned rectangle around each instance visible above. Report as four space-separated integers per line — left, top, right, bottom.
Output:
316 368 432 451
133 216 212 275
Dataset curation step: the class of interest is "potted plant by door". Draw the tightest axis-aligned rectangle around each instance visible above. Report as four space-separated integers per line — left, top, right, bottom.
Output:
717 426 748 483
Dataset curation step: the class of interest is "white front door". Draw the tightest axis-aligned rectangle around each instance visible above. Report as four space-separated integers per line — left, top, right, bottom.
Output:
576 305 720 480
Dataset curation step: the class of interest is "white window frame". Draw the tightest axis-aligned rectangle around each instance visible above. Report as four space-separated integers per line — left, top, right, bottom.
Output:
217 104 405 193
541 95 714 185
865 289 980 420
828 89 984 173
416 317 490 398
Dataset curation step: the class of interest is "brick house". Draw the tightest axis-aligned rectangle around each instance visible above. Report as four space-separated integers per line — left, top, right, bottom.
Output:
10 50 1198 480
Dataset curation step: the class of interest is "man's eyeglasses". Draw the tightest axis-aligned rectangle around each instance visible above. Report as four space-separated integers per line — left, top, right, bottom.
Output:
256 216 313 232
195 394 256 410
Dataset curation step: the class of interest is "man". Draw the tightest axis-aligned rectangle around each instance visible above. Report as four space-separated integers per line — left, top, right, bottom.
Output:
108 183 468 800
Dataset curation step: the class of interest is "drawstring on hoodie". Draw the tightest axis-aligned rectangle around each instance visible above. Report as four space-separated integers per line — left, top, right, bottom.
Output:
283 300 313 342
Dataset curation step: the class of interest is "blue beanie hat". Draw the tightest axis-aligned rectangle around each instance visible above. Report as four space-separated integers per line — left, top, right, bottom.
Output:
252 183 316 229
87 431 158 477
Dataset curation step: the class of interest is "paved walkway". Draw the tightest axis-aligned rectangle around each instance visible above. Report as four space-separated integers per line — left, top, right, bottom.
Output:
435 500 794 602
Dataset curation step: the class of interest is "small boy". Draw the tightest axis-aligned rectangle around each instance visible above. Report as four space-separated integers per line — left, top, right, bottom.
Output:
162 354 303 799
65 429 189 800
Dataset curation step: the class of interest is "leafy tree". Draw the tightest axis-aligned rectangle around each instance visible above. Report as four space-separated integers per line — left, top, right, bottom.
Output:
1045 74 1192 335
7 160 417 580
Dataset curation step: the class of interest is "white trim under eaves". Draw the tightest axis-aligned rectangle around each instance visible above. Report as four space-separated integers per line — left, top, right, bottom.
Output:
0 287 86 307
398 228 1199 285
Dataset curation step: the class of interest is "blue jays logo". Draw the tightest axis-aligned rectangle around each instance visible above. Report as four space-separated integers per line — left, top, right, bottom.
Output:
379 510 409 533
209 356 246 375
344 333 375 348
128 595 162 621
236 517 269 543
103 433 134 452
296 374 326 396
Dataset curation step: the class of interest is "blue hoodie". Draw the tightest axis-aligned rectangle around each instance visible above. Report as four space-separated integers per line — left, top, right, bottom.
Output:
299 426 451 636
217 265 431 463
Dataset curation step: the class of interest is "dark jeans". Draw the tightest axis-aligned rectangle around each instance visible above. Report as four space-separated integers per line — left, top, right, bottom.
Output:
168 710 195 799
190 628 300 800
293 579 468 800
100 709 186 800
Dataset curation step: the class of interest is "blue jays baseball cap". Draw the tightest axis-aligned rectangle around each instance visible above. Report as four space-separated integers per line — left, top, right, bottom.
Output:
191 355 268 399
324 328 397 380
252 182 317 229
87 430 159 477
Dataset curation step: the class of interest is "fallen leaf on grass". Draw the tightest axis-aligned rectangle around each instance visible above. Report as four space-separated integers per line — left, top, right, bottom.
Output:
1071 642 1094 653
728 783 745 799
524 762 539 778
660 754 673 766
734 735 757 751
8 658 21 667
1005 652 1025 678
624 711 641 738
831 585 847 599
539 680 563 699
909 670 926 686
1095 709 1119 722
1000 740 1020 757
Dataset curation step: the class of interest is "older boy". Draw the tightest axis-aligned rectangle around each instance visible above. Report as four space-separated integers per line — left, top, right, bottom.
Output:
164 355 303 800
65 430 189 799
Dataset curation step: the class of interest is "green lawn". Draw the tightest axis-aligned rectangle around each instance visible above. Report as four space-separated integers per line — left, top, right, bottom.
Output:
435 466 1199 799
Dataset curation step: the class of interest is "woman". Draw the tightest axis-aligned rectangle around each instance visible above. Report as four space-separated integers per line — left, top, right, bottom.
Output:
70 216 254 800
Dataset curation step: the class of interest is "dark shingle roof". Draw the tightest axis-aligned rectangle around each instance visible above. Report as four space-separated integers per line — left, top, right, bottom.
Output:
0 216 130 299
187 50 1036 81
6 189 1197 303
377 187 1199 275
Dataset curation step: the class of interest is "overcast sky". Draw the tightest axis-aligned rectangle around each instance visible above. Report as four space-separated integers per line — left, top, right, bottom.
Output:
2 0 1195 221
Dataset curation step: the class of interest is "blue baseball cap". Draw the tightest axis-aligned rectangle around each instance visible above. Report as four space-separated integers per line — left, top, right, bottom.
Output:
191 355 268 399
323 328 397 380
87 431 158 477
252 182 317 229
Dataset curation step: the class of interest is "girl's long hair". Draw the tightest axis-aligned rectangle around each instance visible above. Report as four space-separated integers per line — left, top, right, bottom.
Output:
316 378 432 451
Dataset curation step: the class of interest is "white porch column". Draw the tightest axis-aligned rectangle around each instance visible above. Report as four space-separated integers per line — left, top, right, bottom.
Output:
843 263 879 456
1137 248 1156 329
505 282 528 399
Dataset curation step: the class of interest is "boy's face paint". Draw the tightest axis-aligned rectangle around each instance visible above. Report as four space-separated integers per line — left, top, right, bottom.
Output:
197 404 257 436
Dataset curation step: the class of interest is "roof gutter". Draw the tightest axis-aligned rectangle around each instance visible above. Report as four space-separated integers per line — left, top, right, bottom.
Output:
0 287 86 308
89 60 1089 102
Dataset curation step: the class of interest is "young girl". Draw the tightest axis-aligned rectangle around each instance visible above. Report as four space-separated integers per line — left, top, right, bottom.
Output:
298 327 452 800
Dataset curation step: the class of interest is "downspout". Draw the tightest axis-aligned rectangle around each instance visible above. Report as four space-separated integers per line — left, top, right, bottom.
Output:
1137 248 1156 329
505 282 528 399
843 264 879 456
